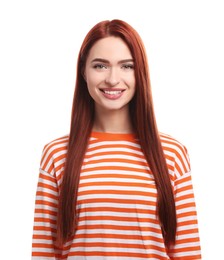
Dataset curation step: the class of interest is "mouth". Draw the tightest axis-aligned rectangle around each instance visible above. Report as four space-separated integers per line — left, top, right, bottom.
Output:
100 89 125 95
99 88 126 100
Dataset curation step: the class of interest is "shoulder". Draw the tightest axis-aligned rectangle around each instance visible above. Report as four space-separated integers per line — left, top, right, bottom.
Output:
159 132 191 178
159 132 189 155
40 135 69 175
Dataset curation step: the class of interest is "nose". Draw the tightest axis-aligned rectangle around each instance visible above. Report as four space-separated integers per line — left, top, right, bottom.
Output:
105 68 120 86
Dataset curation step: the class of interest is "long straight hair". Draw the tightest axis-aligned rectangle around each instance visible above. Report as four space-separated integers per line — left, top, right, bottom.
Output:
56 19 176 247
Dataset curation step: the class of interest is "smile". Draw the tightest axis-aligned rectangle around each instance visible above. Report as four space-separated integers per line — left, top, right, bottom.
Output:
103 90 122 95
100 88 125 100
100 89 125 94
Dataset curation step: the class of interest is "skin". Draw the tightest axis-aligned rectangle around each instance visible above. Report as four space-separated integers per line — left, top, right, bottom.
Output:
84 36 136 133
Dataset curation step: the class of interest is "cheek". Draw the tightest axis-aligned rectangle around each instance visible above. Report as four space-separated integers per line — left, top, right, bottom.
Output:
86 74 102 99
86 72 103 89
124 74 136 89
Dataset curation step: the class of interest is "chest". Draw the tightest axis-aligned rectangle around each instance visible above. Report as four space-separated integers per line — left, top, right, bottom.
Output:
77 145 158 217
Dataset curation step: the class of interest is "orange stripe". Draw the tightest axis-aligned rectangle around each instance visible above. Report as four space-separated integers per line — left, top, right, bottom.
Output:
80 173 154 182
81 165 152 174
67 251 167 259
37 182 58 193
33 225 56 233
177 219 198 227
34 217 56 225
85 150 145 159
77 198 157 206
78 206 154 214
176 228 199 236
84 158 149 167
36 190 58 200
78 189 157 198
77 224 161 233
35 208 57 217
78 215 158 224
35 200 58 208
176 202 196 210
33 234 56 241
74 233 163 243
169 245 201 253
87 143 142 153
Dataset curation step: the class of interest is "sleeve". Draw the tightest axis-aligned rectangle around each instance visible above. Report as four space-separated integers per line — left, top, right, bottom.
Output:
167 144 202 259
32 146 62 259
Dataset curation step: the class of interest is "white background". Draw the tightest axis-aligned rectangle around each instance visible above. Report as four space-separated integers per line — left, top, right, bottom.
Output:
0 0 223 259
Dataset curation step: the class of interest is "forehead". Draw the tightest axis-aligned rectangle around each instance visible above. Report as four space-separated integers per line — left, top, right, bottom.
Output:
87 36 133 61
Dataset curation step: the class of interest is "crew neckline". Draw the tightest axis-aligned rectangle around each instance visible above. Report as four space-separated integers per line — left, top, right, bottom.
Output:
91 131 137 141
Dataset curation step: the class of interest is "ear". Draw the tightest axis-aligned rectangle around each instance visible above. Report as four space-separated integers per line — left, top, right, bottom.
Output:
83 72 86 80
81 69 86 81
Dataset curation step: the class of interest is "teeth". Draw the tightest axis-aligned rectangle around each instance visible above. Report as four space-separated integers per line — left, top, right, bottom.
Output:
104 90 122 95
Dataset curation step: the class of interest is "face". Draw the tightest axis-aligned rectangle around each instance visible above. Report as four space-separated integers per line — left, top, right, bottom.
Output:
84 36 136 114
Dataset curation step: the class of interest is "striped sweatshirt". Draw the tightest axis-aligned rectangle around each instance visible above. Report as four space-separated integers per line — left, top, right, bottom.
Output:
32 131 201 259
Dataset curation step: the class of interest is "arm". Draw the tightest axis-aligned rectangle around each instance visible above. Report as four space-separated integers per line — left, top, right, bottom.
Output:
168 171 202 259
166 140 202 260
32 148 62 259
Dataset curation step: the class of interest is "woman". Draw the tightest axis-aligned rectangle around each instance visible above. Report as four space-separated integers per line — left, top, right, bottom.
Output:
32 19 201 259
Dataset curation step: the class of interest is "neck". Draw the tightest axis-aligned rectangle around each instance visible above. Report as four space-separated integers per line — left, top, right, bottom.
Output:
93 107 133 134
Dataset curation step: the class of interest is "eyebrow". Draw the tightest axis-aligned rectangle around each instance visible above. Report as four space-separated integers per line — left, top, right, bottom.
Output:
91 58 134 64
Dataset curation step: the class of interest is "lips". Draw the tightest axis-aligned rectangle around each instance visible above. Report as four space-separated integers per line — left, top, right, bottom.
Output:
99 88 125 100
100 88 125 94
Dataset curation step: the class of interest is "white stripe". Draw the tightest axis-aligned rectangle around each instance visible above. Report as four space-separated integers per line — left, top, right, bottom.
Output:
32 257 57 260
80 169 154 179
32 247 55 253
33 230 53 236
77 202 156 211
175 189 194 198
175 232 199 240
82 162 150 171
68 257 157 260
175 197 195 206
177 224 199 231
35 204 57 212
169 250 201 257
32 239 54 245
175 179 192 189
37 177 58 189
73 237 164 246
69 246 166 256
78 185 156 193
171 241 201 249
177 215 198 222
85 147 144 157
79 177 155 185
177 206 196 215
84 154 146 162
78 211 157 220
77 193 157 202
36 187 58 197
33 221 57 229
78 220 160 228
34 213 57 220
85 146 143 156
88 140 140 149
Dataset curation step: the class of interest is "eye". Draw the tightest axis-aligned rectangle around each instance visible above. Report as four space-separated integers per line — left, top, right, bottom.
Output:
93 63 107 69
121 64 134 70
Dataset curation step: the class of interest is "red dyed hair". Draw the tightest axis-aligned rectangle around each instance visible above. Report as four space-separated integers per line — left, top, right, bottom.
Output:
57 19 176 247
